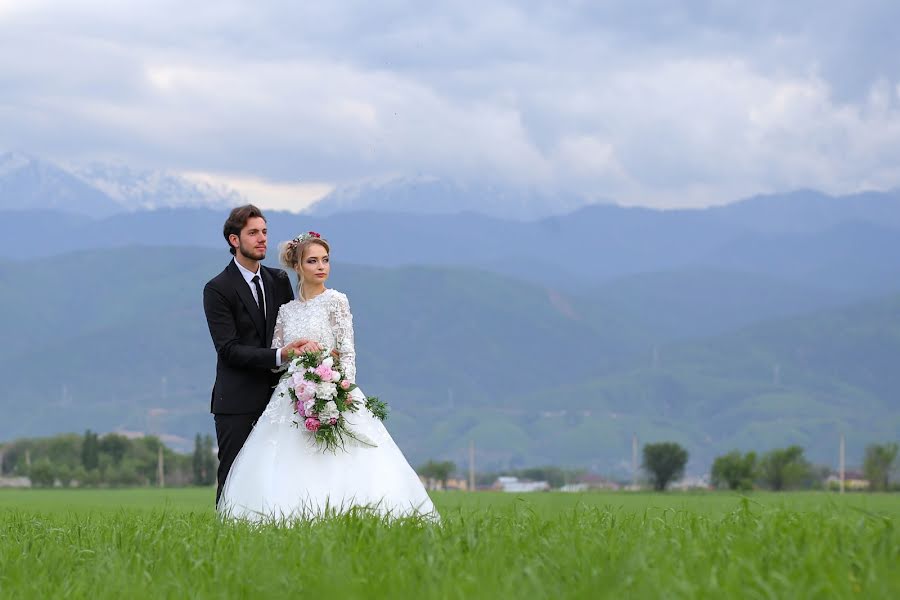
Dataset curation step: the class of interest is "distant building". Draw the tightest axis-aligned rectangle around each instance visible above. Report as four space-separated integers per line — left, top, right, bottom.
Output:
561 480 622 492
575 473 621 491
559 483 589 492
825 471 870 491
0 476 31 488
493 476 550 493
419 476 468 491
669 475 712 491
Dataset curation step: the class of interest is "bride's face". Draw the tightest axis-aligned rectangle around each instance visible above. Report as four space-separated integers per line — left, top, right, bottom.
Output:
298 243 330 285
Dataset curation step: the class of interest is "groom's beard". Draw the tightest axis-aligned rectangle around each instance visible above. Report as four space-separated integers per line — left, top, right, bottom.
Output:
239 241 266 261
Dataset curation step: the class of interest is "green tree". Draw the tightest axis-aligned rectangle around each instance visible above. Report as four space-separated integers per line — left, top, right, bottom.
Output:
417 460 456 488
29 458 55 487
759 446 812 491
82 430 99 471
863 443 898 491
202 435 216 486
192 434 203 485
711 450 757 491
81 468 102 487
642 442 689 491
71 465 87 486
99 433 130 465
107 459 143 487
55 464 73 488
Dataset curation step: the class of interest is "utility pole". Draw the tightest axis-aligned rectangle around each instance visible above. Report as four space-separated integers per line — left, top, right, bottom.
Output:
468 440 475 492
839 433 845 494
632 433 638 488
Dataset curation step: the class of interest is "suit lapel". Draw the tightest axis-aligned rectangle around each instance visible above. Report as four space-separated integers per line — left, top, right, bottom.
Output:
261 267 278 348
226 261 266 341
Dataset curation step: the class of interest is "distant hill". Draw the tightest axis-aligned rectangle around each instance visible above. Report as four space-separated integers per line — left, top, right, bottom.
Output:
8 199 900 299
708 188 900 233
1 247 897 475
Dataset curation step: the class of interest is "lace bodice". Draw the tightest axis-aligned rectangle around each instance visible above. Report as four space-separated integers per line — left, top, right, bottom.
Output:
272 289 356 383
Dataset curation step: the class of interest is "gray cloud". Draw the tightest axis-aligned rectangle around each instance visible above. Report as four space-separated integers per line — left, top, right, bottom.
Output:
1 0 899 208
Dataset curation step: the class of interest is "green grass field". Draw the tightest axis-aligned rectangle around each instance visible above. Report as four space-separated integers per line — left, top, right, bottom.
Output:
1 489 898 598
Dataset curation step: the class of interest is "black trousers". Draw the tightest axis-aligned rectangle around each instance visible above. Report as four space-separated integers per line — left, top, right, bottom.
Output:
214 412 261 505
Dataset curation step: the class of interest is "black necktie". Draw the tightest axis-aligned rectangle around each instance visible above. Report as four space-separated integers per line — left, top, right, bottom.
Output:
251 275 266 322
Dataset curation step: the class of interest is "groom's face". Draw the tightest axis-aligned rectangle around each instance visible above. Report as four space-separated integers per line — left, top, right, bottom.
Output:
234 216 267 261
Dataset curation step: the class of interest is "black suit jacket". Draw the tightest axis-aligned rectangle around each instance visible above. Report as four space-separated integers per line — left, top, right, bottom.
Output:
203 260 295 415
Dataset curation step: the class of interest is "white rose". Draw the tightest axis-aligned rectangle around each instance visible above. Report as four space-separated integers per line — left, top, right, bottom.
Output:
322 356 334 369
317 381 338 400
319 401 339 421
331 370 342 383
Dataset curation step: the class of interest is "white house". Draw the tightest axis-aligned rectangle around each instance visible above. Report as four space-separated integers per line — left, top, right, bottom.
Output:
494 476 550 492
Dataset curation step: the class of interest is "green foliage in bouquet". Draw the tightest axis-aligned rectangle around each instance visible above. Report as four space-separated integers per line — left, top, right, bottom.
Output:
280 349 388 453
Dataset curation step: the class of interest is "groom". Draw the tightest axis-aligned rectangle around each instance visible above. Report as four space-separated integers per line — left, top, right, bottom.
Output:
203 204 313 503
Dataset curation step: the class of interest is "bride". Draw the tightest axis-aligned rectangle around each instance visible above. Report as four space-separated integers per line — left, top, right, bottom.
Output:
218 232 438 521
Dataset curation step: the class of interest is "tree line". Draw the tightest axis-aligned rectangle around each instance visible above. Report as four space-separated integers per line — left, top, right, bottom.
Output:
642 441 898 491
0 431 217 487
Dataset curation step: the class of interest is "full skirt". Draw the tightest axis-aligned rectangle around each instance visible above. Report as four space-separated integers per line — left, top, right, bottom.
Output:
218 379 437 522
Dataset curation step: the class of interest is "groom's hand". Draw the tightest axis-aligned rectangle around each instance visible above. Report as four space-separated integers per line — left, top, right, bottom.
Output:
281 339 322 359
299 341 322 354
282 339 311 359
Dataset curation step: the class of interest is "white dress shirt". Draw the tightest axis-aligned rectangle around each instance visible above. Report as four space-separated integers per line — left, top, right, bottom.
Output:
233 258 283 366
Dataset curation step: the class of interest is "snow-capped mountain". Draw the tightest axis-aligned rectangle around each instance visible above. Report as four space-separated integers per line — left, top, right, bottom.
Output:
0 152 121 216
0 151 245 216
304 175 595 220
73 163 245 211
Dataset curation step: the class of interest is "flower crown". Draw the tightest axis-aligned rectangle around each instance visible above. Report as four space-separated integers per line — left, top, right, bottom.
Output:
289 231 322 248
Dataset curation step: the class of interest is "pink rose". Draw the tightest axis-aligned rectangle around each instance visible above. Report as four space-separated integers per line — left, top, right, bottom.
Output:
340 380 351 390
329 417 337 425
294 380 316 402
304 417 321 432
314 364 334 381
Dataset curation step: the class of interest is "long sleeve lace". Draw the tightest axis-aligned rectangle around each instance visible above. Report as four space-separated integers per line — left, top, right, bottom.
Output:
271 306 287 370
330 292 356 383
272 307 285 350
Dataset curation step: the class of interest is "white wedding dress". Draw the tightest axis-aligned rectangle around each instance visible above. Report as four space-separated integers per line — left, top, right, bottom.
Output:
218 289 437 522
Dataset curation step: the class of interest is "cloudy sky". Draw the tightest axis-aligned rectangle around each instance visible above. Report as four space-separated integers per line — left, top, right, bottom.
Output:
1 0 899 210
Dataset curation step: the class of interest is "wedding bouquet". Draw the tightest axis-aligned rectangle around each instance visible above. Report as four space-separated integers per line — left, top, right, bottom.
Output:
279 349 388 452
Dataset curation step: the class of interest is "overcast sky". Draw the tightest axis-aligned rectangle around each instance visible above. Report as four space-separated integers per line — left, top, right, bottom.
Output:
1 0 899 210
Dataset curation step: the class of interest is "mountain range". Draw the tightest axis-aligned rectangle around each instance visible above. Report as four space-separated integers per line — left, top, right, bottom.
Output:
0 152 243 215
1 246 897 476
0 152 596 219
3 152 899 476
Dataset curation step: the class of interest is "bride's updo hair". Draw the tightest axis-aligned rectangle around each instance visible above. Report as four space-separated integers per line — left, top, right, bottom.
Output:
279 232 330 298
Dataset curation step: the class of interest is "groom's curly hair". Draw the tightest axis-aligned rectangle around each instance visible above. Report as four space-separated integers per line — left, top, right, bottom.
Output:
223 204 266 255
